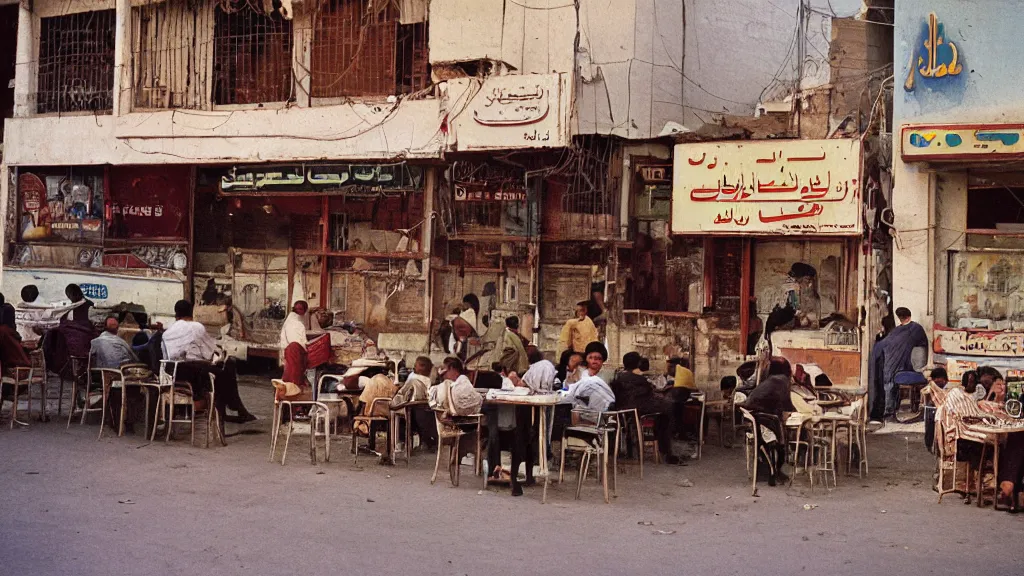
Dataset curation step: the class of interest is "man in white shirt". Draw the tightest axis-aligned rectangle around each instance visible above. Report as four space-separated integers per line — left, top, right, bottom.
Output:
279 300 312 395
162 300 255 424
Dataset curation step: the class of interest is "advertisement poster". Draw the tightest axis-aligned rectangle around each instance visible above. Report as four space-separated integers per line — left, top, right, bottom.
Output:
19 170 104 243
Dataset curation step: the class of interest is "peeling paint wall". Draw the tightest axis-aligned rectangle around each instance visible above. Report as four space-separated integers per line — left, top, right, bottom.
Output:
428 0 576 74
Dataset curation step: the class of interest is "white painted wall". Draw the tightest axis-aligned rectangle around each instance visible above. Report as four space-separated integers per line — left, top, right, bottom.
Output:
1 268 185 320
682 0 862 127
575 0 686 140
428 0 576 74
3 100 445 165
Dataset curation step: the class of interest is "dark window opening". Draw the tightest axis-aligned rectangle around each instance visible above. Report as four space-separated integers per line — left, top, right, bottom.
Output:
37 10 116 114
967 187 1024 232
213 5 293 105
625 236 703 313
0 5 17 138
311 0 429 99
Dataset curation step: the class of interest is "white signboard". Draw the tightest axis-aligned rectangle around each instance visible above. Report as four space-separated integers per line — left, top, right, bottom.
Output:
671 139 863 235
446 73 571 151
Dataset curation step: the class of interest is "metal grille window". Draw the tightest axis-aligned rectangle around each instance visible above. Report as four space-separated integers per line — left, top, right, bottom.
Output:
132 0 214 110
311 0 429 99
213 4 293 105
37 10 115 114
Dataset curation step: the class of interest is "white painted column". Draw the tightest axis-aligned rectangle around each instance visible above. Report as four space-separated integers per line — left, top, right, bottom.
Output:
421 166 436 338
0 163 9 285
891 158 934 331
292 7 312 107
113 0 131 116
13 2 36 117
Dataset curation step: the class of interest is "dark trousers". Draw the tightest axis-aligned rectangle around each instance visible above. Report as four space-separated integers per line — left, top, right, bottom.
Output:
411 405 438 448
106 387 160 435
635 396 677 456
174 359 248 416
754 413 786 481
486 406 537 486
998 433 1024 487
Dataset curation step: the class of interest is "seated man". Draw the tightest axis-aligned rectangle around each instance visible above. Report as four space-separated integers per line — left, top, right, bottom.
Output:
91 317 150 432
936 376 1017 502
278 301 317 399
565 342 615 415
390 356 437 450
738 357 797 486
0 293 16 334
91 317 138 370
610 352 683 465
163 299 256 423
0 322 31 403
520 347 557 394
922 367 949 451
355 372 397 461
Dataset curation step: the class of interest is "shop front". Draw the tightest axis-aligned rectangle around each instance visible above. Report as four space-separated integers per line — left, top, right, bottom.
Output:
901 124 1024 379
193 162 434 360
671 139 865 388
3 164 191 324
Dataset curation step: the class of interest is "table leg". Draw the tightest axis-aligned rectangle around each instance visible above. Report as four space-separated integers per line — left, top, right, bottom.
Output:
540 407 549 504
976 441 987 508
993 438 1001 510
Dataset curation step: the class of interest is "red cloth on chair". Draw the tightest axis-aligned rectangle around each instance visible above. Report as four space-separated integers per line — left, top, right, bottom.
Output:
306 335 331 368
282 342 308 388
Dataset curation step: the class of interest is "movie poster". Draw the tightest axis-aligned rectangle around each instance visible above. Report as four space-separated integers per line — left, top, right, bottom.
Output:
20 170 104 243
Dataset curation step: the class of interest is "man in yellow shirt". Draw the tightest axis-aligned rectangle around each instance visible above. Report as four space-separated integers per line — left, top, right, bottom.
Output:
673 357 695 389
558 301 599 355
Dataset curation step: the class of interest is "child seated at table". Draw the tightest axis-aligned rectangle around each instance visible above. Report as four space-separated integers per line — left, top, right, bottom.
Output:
391 356 437 450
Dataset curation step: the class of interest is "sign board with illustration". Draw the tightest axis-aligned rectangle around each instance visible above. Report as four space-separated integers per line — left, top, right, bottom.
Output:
19 170 104 244
671 139 863 235
902 124 1024 161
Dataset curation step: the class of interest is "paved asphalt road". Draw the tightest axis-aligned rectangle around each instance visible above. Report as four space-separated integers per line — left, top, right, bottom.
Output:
1 382 1020 576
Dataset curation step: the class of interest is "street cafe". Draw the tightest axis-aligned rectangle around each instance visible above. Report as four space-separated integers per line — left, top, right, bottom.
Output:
671 139 865 388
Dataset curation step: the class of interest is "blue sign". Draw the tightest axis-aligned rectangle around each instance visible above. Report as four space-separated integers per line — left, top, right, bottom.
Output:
80 283 108 300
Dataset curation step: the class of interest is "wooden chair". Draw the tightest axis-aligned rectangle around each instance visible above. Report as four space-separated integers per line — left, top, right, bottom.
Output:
603 408 643 479
270 379 330 465
640 414 660 465
558 409 616 503
835 397 869 477
57 354 89 418
704 383 738 448
66 356 104 431
689 391 707 459
95 368 123 440
116 363 163 438
27 349 49 422
151 360 196 444
351 397 393 465
3 353 46 428
430 410 484 488
390 400 429 466
740 407 783 497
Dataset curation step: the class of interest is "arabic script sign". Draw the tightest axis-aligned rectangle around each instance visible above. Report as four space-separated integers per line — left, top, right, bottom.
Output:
904 13 964 93
933 326 1024 358
901 124 1024 161
219 163 424 194
449 73 570 151
671 139 862 235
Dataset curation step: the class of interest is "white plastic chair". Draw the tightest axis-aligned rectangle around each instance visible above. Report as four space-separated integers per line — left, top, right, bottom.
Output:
270 379 330 465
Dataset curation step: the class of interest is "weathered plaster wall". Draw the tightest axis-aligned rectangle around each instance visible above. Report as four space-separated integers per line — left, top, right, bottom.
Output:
893 1 1022 332
428 0 576 75
3 100 445 165
682 0 862 128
